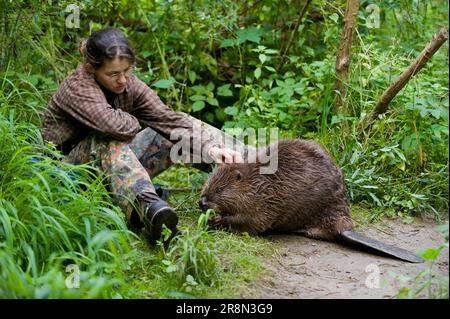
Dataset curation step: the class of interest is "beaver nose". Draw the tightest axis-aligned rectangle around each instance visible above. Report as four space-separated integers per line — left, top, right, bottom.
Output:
198 196 208 211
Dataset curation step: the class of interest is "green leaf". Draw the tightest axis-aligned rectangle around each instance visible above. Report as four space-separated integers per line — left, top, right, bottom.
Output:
431 124 449 136
166 265 178 273
188 70 197 83
152 79 173 89
361 185 378 189
393 148 406 162
236 27 262 44
331 114 345 125
401 134 419 153
330 13 339 23
192 101 205 112
217 84 233 97
224 106 239 116
368 192 381 206
264 48 278 54
220 38 238 48
189 95 205 101
254 67 261 79
264 66 276 72
259 54 267 64
185 275 198 286
204 112 215 123
206 82 215 92
28 75 40 86
419 247 442 261
430 107 443 119
192 85 208 94
396 287 410 299
206 97 219 106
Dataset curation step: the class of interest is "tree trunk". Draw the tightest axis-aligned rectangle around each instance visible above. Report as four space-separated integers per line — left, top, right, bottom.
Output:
358 26 449 133
334 0 359 111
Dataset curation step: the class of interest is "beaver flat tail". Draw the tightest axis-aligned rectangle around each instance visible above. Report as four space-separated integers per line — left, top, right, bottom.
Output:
340 230 424 263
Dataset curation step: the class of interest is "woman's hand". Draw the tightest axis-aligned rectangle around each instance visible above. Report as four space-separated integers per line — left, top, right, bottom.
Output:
208 146 244 164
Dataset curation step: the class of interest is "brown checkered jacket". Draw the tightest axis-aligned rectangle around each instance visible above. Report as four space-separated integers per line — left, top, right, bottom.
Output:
42 64 218 154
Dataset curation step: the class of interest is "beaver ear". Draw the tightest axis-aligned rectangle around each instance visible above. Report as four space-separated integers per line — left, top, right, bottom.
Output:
235 170 242 181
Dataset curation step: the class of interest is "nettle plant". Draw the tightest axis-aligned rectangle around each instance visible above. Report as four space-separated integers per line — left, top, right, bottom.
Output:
400 81 449 169
223 57 334 131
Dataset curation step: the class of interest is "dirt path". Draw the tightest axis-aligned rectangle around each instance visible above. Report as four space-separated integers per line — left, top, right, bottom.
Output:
253 218 449 299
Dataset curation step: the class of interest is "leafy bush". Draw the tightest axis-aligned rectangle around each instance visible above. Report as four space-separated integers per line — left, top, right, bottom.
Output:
395 224 449 299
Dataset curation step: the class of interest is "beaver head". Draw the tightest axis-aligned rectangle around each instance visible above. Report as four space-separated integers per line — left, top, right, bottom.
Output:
199 163 259 217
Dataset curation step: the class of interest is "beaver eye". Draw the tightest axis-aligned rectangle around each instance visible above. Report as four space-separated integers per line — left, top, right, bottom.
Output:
215 187 224 194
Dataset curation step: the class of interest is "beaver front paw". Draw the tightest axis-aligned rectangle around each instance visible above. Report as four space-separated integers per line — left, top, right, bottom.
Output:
208 214 228 229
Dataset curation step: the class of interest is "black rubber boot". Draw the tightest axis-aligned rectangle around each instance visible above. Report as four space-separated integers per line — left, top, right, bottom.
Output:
154 184 170 201
143 199 179 244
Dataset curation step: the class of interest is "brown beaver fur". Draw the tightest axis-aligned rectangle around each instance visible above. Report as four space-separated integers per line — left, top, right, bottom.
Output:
199 139 354 240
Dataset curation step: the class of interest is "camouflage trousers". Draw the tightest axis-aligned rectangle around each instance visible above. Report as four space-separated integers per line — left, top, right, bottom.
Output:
63 116 247 227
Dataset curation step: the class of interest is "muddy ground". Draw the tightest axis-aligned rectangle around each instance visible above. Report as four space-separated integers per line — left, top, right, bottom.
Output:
252 217 449 299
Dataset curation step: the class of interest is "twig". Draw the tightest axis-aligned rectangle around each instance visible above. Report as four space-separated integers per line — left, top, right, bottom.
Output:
280 0 312 62
358 26 449 133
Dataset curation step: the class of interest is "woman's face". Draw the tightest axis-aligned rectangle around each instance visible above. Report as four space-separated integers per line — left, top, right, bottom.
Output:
93 58 133 94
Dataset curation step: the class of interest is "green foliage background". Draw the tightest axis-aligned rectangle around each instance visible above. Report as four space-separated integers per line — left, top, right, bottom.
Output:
0 0 448 298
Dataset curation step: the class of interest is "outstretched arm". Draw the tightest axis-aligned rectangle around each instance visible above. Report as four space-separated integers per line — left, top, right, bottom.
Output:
131 77 220 158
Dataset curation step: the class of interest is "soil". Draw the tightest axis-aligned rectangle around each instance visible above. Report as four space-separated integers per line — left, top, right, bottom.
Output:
253 217 449 299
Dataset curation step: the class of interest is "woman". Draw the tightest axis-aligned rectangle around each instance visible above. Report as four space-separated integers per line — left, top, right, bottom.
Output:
42 27 242 243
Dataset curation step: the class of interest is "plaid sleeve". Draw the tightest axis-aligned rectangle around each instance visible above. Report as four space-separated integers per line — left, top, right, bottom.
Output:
55 75 141 140
130 77 220 156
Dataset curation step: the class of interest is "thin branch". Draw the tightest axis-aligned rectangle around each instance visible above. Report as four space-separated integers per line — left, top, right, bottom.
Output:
358 26 449 133
281 0 312 59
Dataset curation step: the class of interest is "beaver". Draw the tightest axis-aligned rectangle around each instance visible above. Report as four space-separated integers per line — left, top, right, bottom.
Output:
199 139 423 263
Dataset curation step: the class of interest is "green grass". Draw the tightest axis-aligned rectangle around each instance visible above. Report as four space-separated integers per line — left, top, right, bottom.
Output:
126 167 274 298
0 76 135 298
125 225 273 299
0 114 135 298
